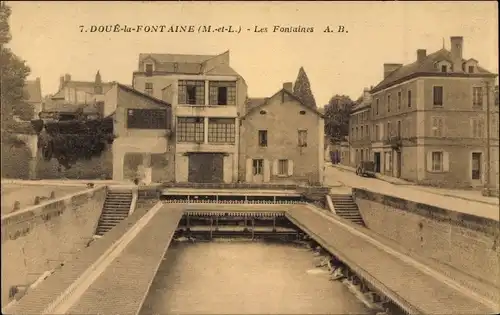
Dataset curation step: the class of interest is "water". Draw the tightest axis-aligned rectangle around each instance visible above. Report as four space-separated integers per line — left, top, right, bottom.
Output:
140 240 371 315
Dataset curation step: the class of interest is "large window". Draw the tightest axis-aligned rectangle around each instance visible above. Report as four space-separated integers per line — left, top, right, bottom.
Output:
471 118 484 138
407 90 412 107
298 130 308 147
258 130 268 147
431 151 443 172
387 94 391 113
472 87 483 107
209 81 237 105
145 83 153 96
253 159 263 175
433 86 443 106
177 117 204 143
178 80 205 105
208 118 236 144
127 109 168 129
145 63 153 76
278 159 289 175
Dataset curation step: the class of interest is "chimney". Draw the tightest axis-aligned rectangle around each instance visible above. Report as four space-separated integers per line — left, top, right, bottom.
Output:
283 82 293 93
417 49 427 63
64 74 71 82
383 63 403 78
363 87 372 103
450 36 464 72
59 76 65 90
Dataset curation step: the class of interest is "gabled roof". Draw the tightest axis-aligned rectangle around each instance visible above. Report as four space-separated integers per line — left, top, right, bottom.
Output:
371 48 495 93
139 53 215 64
244 88 324 118
23 79 42 103
116 83 171 107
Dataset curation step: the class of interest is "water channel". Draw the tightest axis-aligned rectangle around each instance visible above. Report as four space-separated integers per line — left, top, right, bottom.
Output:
140 239 372 314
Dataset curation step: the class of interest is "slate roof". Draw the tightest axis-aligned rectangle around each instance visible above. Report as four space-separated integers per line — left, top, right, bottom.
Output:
52 81 113 99
245 97 268 111
116 83 172 107
371 48 496 93
23 79 42 103
244 89 324 118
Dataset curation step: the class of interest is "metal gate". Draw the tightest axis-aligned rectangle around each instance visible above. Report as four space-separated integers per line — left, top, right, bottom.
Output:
188 153 224 183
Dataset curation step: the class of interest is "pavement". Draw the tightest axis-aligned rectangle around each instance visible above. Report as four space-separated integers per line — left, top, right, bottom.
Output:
326 164 499 221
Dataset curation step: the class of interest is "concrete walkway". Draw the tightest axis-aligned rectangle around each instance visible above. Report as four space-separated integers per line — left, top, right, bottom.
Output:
326 165 499 221
330 163 499 206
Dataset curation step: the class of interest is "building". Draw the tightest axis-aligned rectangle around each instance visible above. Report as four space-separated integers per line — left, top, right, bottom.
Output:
21 78 43 120
369 36 498 189
42 71 113 120
132 51 247 183
348 88 373 168
240 82 325 185
104 83 173 183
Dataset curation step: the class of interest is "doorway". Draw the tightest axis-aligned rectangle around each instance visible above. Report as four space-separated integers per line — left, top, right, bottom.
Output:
374 152 381 173
471 152 482 185
252 159 264 183
188 153 224 183
396 151 402 178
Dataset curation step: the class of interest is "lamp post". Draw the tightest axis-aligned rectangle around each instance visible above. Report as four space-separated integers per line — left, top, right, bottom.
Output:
483 81 492 196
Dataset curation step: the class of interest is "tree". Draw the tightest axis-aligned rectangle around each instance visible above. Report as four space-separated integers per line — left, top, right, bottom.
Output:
323 95 355 139
1 2 32 130
292 67 317 109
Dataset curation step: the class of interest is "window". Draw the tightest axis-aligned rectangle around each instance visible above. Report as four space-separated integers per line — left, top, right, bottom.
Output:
472 87 483 107
209 81 236 105
208 118 235 144
433 86 443 106
387 122 391 138
366 124 369 138
298 130 308 147
258 130 268 147
145 83 153 96
431 151 443 172
471 118 484 138
387 94 391 112
397 91 402 110
360 126 364 139
397 120 401 137
127 109 168 129
375 125 380 141
360 149 364 161
431 117 444 137
355 127 358 140
253 159 264 175
376 98 379 115
145 63 153 76
177 117 204 143
351 127 354 140
441 65 447 73
278 159 289 175
407 90 412 107
178 80 205 105
468 66 474 73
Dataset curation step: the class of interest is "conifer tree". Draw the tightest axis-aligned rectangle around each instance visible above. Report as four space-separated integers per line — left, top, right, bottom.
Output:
292 67 317 109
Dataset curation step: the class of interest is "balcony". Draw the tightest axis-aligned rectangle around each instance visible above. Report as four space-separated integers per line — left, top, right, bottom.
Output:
383 135 403 149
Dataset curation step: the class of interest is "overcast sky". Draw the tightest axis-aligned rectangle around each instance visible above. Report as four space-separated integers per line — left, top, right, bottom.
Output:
7 1 499 106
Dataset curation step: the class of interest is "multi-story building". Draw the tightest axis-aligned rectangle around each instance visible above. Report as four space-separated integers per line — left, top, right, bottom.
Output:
43 72 113 120
369 36 498 189
348 88 373 168
132 51 247 183
240 82 325 185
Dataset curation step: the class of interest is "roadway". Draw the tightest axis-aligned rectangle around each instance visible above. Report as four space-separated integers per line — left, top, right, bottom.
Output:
325 165 499 221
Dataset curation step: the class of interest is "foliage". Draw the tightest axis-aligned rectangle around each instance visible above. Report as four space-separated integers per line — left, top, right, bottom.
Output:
324 95 355 139
495 85 499 106
292 67 317 109
0 2 33 129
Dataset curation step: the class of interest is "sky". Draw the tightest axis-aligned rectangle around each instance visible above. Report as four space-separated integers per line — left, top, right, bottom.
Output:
7 1 499 107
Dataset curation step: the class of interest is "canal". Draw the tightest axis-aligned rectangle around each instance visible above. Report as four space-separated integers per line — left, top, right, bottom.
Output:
139 239 371 314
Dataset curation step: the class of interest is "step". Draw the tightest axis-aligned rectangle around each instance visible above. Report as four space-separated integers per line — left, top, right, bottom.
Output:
104 200 132 204
106 197 133 200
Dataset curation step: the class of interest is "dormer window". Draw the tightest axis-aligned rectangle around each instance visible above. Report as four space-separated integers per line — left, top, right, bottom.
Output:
468 66 474 73
144 63 154 76
441 65 447 73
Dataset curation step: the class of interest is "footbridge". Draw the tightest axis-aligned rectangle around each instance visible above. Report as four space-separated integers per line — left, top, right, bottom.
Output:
3 193 497 315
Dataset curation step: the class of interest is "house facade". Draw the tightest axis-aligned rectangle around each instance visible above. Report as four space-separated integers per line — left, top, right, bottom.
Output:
369 36 499 189
132 51 247 183
105 83 173 183
348 88 373 168
240 83 325 185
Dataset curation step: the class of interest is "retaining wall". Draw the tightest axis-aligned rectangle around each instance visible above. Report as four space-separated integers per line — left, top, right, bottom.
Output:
0 186 106 306
353 188 500 287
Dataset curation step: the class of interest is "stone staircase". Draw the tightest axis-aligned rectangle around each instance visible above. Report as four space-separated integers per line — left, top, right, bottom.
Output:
329 194 365 226
95 190 133 236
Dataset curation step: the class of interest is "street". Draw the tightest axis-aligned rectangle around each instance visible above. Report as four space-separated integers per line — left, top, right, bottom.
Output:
324 165 499 221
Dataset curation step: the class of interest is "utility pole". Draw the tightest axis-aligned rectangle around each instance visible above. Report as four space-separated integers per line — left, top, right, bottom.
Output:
484 81 491 196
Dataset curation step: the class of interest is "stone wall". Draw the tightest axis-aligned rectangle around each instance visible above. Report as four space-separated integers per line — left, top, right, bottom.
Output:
0 186 106 306
353 188 500 287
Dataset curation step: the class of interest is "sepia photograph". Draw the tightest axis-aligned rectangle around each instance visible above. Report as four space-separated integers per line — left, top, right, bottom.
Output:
0 1 498 314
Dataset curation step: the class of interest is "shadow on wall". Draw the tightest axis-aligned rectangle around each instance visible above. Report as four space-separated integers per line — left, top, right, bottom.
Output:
1 137 31 179
36 146 113 180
